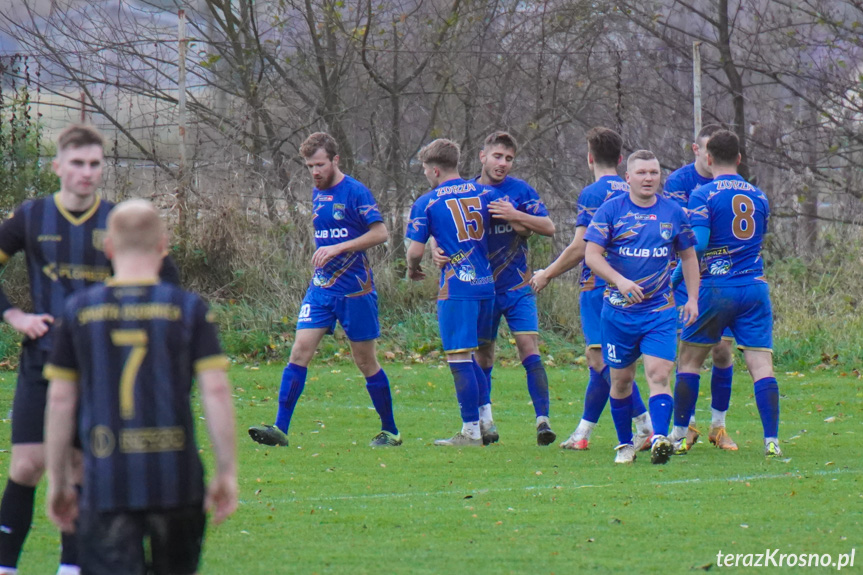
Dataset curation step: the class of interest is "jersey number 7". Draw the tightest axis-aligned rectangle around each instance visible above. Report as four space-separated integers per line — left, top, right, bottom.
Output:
445 197 485 242
111 329 149 420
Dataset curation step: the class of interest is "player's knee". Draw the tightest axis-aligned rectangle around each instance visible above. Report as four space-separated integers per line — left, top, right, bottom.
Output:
475 345 494 367
514 337 539 360
9 452 45 485
586 350 605 373
712 343 734 367
353 354 380 377
644 365 672 387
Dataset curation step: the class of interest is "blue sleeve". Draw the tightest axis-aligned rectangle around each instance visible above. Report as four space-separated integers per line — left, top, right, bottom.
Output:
671 224 710 289
354 185 383 227
687 188 710 228
582 201 613 248
405 197 430 244
575 185 600 228
520 184 549 217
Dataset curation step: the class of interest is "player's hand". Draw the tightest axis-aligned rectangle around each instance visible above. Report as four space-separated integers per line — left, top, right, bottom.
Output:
431 246 449 270
3 308 53 339
530 269 551 293
616 279 644 304
408 267 425 281
311 245 344 268
47 483 78 533
488 199 519 221
205 473 238 526
682 298 699 327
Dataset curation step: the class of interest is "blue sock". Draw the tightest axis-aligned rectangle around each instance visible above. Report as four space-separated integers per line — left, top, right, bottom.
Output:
609 394 634 445
582 366 610 423
711 365 734 412
365 369 398 435
631 380 648 417
673 372 700 427
483 366 493 397
649 393 674 437
473 358 491 406
522 354 550 418
753 377 779 438
275 363 307 433
449 362 480 422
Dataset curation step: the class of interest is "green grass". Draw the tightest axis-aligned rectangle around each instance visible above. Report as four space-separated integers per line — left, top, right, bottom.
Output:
1 363 861 573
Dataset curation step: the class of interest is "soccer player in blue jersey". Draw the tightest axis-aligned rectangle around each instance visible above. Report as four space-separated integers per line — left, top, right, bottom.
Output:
406 139 496 446
584 150 700 464
248 133 400 448
675 130 781 457
664 123 739 452
0 125 180 575
44 200 238 575
432 131 557 445
531 128 653 451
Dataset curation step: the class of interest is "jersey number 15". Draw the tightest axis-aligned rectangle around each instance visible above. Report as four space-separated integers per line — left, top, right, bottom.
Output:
445 198 485 242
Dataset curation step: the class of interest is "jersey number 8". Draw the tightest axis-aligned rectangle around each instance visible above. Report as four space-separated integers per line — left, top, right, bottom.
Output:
445 197 485 242
731 194 756 241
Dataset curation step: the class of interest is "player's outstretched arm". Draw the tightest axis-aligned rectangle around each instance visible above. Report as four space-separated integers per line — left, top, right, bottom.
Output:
584 241 643 304
200 369 238 526
530 226 587 293
678 246 700 327
406 240 427 281
311 221 389 268
45 378 80 532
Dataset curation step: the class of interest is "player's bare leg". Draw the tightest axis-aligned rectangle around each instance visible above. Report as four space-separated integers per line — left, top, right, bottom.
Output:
248 328 328 447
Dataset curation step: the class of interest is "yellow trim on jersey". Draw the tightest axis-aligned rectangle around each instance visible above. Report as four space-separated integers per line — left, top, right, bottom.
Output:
106 277 159 287
444 346 479 354
44 364 79 382
0 249 9 265
54 192 102 226
195 355 230 373
737 345 773 353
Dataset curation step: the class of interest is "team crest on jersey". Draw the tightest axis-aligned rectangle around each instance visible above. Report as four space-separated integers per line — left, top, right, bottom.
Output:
660 223 673 240
312 269 329 286
332 204 345 220
709 259 731 275
92 229 106 251
456 262 477 282
608 290 627 307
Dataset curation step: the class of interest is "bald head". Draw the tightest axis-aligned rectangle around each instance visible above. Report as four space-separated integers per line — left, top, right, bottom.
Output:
107 199 167 256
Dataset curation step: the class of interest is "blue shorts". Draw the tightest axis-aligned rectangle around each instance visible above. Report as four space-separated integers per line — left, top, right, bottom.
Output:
437 299 494 353
580 289 604 349
682 282 773 351
675 281 733 339
490 286 539 339
297 288 380 342
601 304 678 368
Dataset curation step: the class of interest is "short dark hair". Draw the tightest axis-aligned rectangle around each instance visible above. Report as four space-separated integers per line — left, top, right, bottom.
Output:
706 130 740 165
57 124 103 152
587 127 622 168
483 131 518 154
626 149 658 170
418 139 460 170
300 132 339 160
697 123 726 142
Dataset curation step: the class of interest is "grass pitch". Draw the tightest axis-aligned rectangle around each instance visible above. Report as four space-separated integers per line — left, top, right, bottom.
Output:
2 363 861 573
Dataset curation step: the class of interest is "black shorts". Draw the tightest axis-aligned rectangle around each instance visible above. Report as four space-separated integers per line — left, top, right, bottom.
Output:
11 345 49 445
79 506 206 575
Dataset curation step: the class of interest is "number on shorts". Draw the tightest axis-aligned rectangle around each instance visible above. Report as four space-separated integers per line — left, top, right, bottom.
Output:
445 197 485 242
731 194 756 240
110 329 148 420
299 304 311 318
606 343 617 360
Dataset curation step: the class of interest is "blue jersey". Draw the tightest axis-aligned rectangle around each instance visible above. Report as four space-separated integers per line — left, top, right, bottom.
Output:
406 178 496 300
663 162 712 208
482 176 549 294
584 194 696 313
575 175 629 291
688 174 769 287
310 175 383 297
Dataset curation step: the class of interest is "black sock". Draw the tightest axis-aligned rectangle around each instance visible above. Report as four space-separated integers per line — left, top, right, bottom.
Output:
0 479 37 568
60 529 78 566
